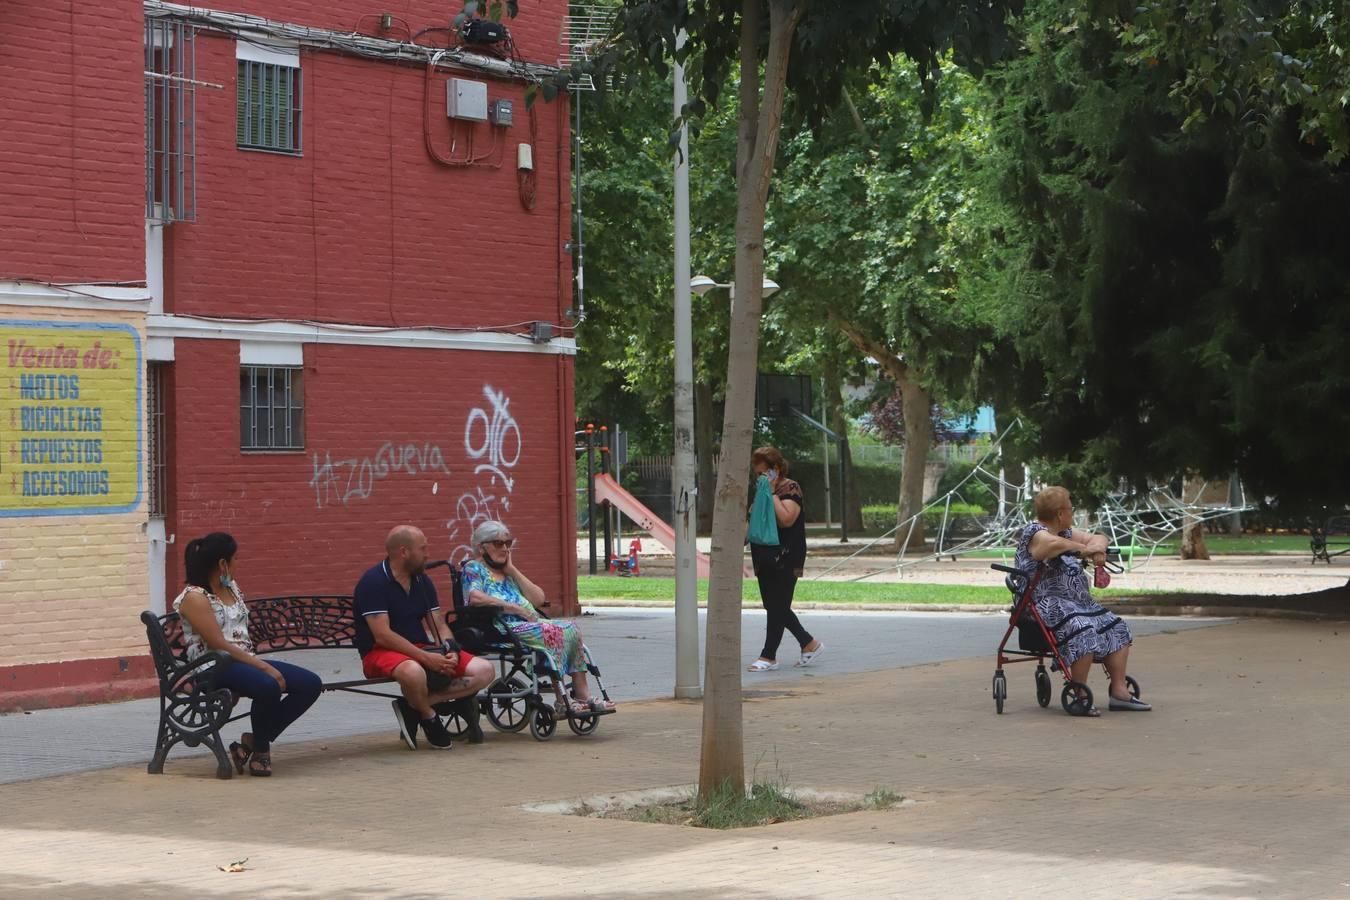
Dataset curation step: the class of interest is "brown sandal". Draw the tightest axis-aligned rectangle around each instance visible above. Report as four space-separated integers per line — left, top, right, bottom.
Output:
248 752 272 777
228 739 252 775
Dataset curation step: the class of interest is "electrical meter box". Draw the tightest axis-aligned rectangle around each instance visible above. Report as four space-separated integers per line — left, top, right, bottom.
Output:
491 99 513 127
447 79 488 121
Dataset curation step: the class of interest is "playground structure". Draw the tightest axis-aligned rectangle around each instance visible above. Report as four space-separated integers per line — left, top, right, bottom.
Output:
814 420 1257 583
577 424 716 578
608 538 642 576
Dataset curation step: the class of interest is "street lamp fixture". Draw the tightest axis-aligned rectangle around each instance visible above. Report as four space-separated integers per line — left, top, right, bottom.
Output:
691 275 779 298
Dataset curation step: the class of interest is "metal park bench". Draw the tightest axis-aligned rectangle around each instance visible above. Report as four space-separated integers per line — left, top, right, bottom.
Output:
140 594 398 779
1311 516 1350 564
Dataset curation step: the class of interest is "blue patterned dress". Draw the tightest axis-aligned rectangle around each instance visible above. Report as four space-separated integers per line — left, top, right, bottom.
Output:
1014 523 1132 665
461 561 587 676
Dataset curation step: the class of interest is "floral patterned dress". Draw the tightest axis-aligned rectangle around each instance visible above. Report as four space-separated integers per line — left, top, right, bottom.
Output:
461 561 587 676
1014 523 1132 666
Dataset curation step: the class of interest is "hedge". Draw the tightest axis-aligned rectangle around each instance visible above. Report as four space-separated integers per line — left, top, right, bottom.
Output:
861 502 989 535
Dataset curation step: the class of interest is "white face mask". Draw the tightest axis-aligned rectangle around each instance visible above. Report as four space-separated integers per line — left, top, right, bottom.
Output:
219 565 235 588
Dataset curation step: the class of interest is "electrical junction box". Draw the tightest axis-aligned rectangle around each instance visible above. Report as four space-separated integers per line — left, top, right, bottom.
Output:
490 99 513 127
447 78 488 121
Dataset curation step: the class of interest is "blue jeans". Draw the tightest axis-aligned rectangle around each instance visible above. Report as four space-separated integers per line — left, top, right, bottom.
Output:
216 659 322 753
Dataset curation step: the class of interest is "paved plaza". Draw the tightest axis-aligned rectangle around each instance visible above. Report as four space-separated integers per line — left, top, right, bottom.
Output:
3 613 1348 898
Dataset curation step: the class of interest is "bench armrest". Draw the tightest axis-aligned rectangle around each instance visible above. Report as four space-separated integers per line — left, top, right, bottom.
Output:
167 649 233 696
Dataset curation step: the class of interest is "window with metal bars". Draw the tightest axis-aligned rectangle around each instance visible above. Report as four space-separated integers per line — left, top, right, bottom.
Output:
240 367 304 451
145 19 197 222
236 60 302 153
147 362 169 516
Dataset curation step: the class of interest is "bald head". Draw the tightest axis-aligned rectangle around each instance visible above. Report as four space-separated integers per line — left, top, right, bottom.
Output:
385 525 429 577
386 524 424 554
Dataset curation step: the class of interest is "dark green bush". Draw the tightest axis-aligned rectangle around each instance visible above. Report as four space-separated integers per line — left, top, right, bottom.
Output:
860 502 989 535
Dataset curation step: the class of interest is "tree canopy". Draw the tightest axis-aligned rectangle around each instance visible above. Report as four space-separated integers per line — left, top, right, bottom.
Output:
978 0 1350 509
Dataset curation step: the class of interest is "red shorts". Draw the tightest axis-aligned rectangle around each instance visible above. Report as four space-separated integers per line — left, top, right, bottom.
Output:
361 645 475 680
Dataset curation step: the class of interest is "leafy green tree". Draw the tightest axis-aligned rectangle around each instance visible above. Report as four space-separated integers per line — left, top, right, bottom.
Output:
770 63 1009 543
979 0 1350 510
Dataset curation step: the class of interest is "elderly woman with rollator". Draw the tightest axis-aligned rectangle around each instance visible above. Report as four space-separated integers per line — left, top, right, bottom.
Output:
1015 486 1152 716
461 520 615 715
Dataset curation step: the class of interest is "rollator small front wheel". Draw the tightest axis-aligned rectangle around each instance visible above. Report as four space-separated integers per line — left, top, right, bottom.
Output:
1125 675 1141 698
992 671 1007 714
1035 667 1052 708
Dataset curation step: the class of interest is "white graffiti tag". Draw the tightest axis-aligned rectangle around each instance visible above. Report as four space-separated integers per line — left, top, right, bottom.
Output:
446 385 521 564
309 441 450 508
464 385 521 491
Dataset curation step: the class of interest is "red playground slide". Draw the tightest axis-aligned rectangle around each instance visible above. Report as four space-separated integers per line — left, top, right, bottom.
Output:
593 472 724 578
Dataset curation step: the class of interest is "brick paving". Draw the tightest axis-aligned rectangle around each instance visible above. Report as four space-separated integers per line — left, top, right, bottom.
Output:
3 619 1348 898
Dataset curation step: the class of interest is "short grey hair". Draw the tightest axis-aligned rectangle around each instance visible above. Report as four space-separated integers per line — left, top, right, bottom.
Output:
471 520 511 545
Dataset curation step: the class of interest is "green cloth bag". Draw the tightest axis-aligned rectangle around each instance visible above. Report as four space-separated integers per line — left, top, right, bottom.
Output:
747 474 780 546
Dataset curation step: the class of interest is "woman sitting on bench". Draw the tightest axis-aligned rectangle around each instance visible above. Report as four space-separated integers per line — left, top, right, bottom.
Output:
173 532 323 776
461 521 615 715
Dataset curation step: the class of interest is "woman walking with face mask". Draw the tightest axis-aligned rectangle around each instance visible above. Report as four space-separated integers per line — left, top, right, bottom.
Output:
746 447 824 672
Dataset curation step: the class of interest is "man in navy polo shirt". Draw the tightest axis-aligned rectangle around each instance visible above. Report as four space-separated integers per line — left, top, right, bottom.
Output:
354 525 495 749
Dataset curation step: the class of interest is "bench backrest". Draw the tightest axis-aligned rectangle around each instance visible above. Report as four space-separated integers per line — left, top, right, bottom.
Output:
140 609 192 688
247 595 358 652
142 566 468 666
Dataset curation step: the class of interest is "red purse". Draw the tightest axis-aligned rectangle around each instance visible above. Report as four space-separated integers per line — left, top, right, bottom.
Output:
1093 565 1112 589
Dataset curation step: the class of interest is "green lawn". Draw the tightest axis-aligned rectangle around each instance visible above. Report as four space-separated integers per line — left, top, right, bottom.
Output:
576 575 1171 606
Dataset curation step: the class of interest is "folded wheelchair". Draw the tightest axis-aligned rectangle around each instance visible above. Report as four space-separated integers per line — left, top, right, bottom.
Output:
427 560 614 741
989 552 1139 715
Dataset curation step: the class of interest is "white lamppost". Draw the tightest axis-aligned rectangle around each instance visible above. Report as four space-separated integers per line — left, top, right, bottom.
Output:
671 34 700 700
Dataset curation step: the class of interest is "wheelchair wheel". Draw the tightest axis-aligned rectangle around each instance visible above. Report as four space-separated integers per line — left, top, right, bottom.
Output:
485 676 530 733
567 708 600 736
1125 675 1141 699
1061 681 1095 716
441 710 470 738
992 670 1007 715
529 705 557 741
1035 666 1052 708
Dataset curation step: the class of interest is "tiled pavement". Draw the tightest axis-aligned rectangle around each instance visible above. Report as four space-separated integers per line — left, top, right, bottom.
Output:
2 619 1348 898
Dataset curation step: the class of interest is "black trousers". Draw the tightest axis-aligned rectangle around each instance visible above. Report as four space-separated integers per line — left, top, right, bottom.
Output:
756 565 813 660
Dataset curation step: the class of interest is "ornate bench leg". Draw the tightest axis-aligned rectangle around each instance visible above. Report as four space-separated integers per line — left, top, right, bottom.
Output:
203 730 233 780
147 709 177 775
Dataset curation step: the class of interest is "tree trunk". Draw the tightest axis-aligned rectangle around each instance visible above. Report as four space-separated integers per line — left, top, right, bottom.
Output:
698 0 802 803
695 380 716 534
896 374 933 547
831 316 931 547
1180 476 1211 560
1181 520 1211 559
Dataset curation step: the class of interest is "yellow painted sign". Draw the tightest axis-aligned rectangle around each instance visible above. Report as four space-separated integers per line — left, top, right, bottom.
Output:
1 320 142 516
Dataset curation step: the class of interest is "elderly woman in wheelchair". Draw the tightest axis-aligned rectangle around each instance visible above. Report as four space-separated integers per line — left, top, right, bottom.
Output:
1011 486 1152 717
460 521 616 718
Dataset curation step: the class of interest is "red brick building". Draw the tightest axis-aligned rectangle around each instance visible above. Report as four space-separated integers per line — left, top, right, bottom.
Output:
0 0 577 709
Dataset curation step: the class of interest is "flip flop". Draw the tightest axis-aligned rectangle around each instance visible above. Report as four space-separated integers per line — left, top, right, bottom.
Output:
747 659 779 672
1065 694 1100 717
795 642 825 667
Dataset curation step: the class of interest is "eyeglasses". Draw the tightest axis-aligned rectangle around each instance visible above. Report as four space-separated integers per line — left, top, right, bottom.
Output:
485 539 514 549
